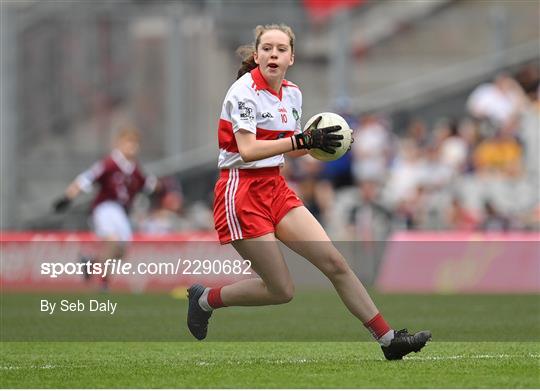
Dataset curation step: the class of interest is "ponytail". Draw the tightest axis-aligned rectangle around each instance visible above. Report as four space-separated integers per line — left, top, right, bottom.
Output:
236 44 257 79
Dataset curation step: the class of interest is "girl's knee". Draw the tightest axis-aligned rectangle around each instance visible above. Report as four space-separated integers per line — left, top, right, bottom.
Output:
322 251 351 279
269 283 294 304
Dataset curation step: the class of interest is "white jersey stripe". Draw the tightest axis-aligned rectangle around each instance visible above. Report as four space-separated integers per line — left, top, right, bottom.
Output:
230 169 243 240
224 170 238 240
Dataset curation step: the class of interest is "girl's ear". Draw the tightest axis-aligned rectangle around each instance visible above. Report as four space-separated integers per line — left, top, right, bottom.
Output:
253 51 259 65
289 52 295 66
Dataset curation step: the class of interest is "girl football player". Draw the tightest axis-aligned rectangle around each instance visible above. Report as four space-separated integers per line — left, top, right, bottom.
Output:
53 126 159 290
187 24 431 360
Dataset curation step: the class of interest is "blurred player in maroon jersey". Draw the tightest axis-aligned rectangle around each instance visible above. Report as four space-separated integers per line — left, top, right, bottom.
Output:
53 126 159 290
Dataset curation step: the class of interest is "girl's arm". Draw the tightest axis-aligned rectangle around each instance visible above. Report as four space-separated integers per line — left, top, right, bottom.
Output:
235 117 343 162
235 130 294 162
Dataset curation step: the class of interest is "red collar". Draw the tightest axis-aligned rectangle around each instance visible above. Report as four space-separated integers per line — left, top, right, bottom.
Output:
250 67 286 100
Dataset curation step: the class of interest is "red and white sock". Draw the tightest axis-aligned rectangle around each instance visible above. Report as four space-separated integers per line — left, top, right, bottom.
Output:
364 313 394 347
198 287 226 312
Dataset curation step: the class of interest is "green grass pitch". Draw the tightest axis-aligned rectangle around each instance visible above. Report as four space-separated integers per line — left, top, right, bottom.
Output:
1 291 539 388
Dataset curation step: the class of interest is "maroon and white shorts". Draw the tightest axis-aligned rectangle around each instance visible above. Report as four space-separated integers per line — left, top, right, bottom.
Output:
213 167 303 244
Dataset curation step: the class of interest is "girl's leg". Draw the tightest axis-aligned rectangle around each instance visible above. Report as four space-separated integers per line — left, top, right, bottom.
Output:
220 233 295 306
274 206 431 361
186 233 294 339
275 206 378 323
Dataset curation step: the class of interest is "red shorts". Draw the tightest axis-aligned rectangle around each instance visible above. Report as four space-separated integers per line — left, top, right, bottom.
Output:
213 167 304 244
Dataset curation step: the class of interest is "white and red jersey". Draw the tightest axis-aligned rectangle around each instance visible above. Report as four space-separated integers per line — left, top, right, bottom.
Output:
217 67 302 169
76 149 157 211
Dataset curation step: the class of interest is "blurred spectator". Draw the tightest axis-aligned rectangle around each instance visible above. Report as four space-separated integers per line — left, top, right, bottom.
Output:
395 184 430 230
185 201 214 232
294 156 334 227
383 138 425 206
473 130 523 176
406 118 430 149
346 180 393 241
466 73 528 133
478 200 510 232
518 69 540 180
458 117 482 173
320 152 354 189
439 119 468 175
139 188 191 234
445 196 479 231
351 115 392 183
515 62 540 102
419 145 453 190
430 118 452 149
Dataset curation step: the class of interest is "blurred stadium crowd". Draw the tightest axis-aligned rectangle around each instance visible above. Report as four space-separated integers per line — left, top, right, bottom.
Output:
286 64 540 240
137 62 539 240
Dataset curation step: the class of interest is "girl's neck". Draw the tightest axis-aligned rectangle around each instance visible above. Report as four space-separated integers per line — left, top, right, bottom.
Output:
268 79 282 93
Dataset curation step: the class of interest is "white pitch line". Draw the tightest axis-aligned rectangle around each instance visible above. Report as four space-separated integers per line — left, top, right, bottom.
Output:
1 364 57 370
195 354 540 365
196 358 315 366
4 354 538 370
404 353 540 361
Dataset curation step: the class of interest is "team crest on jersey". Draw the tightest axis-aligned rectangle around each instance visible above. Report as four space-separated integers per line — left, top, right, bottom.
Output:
238 101 254 121
292 108 299 121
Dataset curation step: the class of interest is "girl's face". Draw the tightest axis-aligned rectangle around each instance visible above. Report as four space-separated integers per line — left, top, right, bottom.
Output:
117 136 140 161
253 30 294 86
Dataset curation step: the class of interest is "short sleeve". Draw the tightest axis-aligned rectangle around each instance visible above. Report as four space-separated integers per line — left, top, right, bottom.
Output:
293 90 303 134
226 85 258 134
143 174 158 193
75 160 106 193
294 106 302 134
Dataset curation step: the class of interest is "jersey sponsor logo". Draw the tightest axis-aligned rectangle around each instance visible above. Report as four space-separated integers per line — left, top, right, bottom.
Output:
238 101 254 121
261 112 274 119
